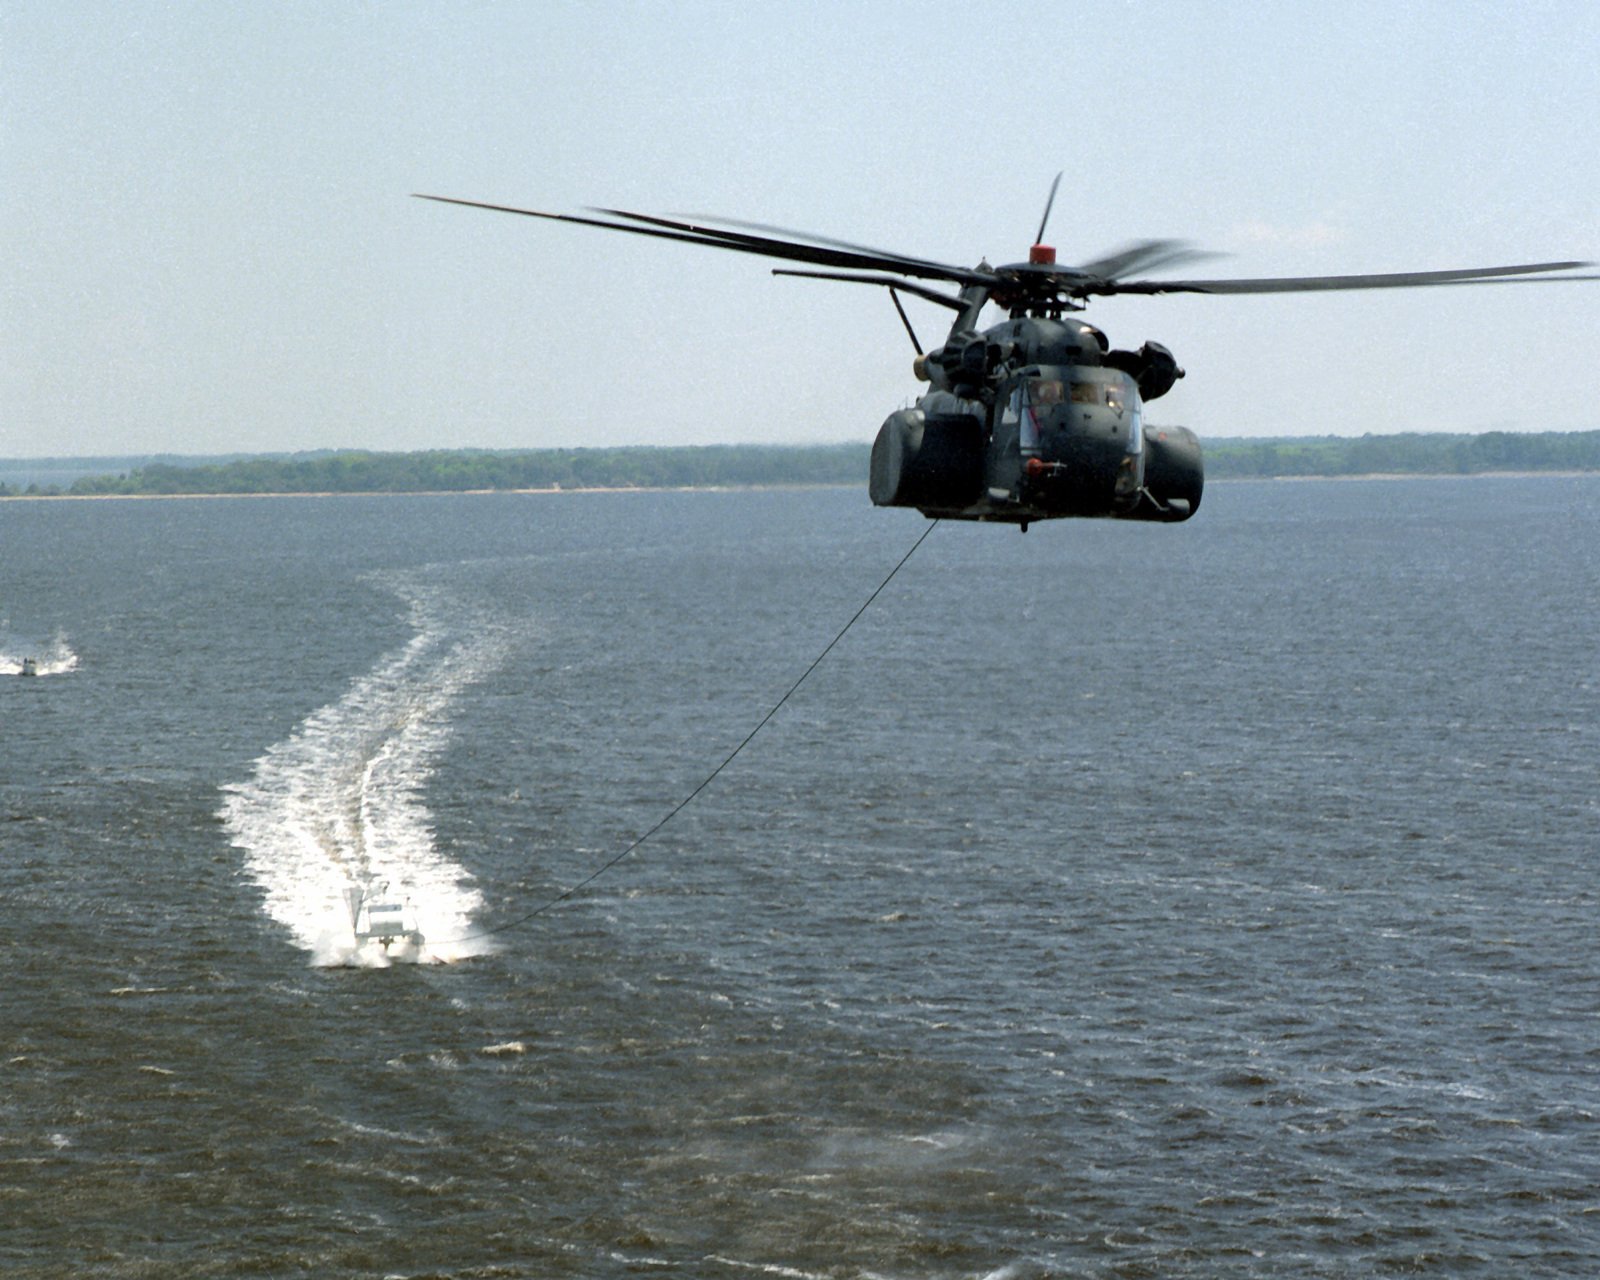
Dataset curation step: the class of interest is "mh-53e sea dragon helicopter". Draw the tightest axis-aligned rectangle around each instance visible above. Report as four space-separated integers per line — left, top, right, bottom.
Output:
417 181 1596 531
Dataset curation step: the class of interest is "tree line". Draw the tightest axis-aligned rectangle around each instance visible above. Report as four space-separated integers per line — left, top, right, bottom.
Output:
46 445 868 496
2 431 1597 498
1201 430 1600 478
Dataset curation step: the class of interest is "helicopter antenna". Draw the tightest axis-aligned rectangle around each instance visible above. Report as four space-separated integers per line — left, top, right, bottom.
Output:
1034 171 1063 247
888 288 923 354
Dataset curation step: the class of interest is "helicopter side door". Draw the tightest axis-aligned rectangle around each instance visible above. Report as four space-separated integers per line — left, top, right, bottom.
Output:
1103 374 1145 504
987 376 1030 500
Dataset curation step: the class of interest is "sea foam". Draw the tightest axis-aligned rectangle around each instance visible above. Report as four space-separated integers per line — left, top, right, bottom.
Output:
222 573 509 965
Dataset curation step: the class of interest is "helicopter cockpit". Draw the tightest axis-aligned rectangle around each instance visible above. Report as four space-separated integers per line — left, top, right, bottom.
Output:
995 366 1145 504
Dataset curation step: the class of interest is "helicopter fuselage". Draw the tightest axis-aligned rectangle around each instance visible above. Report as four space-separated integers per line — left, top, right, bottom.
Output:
870 311 1203 528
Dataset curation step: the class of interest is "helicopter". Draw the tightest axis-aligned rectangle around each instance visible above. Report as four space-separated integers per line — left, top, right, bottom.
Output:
417 182 1596 531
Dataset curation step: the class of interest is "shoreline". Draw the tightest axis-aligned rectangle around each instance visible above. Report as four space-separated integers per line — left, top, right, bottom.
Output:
4 471 1597 501
0 482 860 502
1218 469 1599 483
3 470 1600 499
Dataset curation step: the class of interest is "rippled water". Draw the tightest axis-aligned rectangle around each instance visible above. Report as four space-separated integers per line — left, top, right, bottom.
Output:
3 479 1597 1277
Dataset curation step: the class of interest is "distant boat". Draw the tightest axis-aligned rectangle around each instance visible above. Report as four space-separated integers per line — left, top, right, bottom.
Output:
19 657 37 677
343 881 425 954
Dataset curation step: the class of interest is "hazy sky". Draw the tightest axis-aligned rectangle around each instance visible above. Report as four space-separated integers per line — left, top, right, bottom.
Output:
5 1 1598 457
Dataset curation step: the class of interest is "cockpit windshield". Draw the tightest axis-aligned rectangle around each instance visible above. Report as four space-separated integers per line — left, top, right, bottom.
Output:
1029 378 1065 407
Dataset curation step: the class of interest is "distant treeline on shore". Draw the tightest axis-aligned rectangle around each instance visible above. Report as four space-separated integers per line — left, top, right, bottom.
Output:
1203 429 1600 479
4 430 1598 497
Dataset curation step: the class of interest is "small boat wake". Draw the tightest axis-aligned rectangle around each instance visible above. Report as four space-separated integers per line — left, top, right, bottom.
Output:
222 572 512 967
1 631 80 677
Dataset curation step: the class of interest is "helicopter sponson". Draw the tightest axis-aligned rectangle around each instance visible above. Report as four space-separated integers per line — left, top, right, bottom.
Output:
873 313 1200 528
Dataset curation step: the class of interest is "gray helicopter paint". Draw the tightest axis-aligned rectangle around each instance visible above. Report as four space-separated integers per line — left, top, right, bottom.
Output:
886 312 1196 526
415 188 1594 529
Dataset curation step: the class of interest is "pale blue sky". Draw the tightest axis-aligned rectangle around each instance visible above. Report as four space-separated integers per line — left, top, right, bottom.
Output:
4 1 1597 456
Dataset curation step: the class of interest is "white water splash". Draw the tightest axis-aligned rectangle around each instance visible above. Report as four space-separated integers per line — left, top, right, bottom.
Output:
223 576 510 966
0 630 80 676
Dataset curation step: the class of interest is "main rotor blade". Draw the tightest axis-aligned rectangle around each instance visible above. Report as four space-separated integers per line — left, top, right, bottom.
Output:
592 207 991 286
657 212 965 280
1035 171 1063 246
1095 260 1596 296
414 194 991 287
1074 239 1225 280
772 268 969 310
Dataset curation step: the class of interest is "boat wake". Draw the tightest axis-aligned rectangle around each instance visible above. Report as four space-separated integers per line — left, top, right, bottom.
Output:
0 631 80 676
222 573 512 967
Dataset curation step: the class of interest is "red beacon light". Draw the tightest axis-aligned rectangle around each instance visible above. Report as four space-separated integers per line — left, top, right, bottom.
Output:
1029 243 1057 265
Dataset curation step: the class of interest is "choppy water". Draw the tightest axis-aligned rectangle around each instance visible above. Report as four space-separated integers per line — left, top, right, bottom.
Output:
2 479 1597 1277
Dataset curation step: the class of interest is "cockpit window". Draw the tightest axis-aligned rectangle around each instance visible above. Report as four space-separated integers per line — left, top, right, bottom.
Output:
1105 382 1126 413
1028 378 1065 407
1070 382 1101 405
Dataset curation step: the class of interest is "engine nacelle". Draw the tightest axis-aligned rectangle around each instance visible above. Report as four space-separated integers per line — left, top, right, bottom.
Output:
1106 340 1185 402
1134 341 1184 401
869 407 985 511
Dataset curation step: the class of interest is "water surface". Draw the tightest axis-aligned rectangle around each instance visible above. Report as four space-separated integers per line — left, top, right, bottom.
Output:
2 479 1597 1277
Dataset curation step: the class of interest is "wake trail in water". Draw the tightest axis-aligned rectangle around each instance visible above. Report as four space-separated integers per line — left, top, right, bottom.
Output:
222 573 514 966
0 630 80 675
